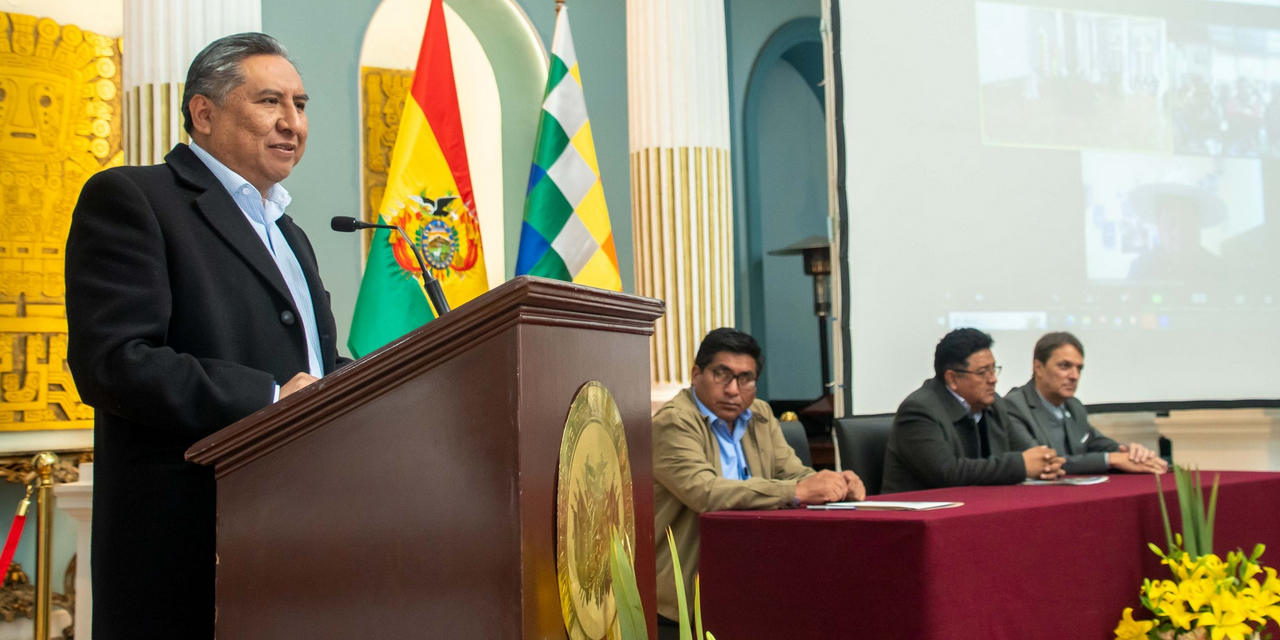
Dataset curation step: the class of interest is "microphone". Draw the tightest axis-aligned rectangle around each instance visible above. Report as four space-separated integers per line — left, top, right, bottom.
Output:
330 216 451 316
330 216 375 232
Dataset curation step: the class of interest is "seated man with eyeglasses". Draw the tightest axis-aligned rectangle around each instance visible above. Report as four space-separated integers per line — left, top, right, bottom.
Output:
1005 332 1167 475
881 327 1065 494
653 328 865 634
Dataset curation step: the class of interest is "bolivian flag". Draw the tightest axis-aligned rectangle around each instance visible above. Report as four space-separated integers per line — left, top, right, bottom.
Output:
514 6 622 291
349 0 488 358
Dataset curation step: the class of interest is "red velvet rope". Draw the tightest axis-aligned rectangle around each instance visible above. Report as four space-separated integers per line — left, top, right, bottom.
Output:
0 486 33 578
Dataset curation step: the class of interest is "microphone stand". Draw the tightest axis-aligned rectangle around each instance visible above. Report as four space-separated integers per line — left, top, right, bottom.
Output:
333 217 450 316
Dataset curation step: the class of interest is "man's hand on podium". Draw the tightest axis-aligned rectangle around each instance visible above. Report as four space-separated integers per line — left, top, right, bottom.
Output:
280 372 319 399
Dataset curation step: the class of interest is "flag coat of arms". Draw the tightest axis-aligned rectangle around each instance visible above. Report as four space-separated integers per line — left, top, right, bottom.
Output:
349 0 489 358
515 6 622 292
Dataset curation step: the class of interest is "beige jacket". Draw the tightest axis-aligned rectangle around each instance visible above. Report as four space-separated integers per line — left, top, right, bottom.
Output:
652 388 815 620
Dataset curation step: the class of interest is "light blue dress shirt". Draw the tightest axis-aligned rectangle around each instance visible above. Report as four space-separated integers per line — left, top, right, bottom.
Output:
691 390 753 481
188 143 324 393
947 387 984 423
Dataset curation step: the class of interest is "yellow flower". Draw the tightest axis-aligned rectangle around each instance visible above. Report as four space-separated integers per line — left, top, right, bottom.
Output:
1115 607 1155 640
1197 594 1254 640
1146 579 1177 606
1238 581 1280 624
1201 555 1229 581
1262 567 1280 597
1178 577 1213 613
1158 600 1199 630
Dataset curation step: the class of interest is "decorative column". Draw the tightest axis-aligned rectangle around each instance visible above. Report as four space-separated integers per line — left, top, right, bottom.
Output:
55 463 93 640
123 0 261 165
627 0 735 407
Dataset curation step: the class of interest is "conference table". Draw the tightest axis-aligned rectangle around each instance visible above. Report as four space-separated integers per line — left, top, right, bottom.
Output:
699 472 1280 640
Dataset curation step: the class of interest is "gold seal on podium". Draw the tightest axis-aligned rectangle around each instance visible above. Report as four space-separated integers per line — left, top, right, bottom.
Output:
556 381 635 640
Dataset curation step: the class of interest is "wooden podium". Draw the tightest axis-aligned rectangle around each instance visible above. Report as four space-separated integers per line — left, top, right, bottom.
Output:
186 276 664 639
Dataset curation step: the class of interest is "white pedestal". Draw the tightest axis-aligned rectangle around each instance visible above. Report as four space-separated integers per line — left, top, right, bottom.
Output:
1155 409 1280 471
54 463 92 640
0 610 73 640
1090 411 1161 452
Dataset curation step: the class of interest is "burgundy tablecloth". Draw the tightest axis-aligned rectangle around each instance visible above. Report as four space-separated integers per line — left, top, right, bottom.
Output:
699 472 1280 640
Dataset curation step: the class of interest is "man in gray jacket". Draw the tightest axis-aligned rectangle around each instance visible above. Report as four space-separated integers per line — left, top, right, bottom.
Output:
1004 332 1167 475
881 328 1065 494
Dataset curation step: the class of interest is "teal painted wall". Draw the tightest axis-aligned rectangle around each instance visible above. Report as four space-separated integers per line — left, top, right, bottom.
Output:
756 61 827 400
262 0 632 358
726 0 822 332
726 1 826 399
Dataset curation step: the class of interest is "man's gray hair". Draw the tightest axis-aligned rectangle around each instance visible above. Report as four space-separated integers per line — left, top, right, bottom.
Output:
181 33 294 135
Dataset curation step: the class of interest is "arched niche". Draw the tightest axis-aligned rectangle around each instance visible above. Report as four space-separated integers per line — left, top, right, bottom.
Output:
742 17 827 400
359 0 546 286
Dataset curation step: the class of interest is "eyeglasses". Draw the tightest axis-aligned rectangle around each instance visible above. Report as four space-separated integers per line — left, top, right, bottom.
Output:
708 365 758 390
952 364 1001 379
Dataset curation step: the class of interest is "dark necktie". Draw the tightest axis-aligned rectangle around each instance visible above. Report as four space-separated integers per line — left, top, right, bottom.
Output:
976 413 991 458
1058 412 1074 455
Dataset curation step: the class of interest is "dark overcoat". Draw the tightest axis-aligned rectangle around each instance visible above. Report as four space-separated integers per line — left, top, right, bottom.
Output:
66 144 348 640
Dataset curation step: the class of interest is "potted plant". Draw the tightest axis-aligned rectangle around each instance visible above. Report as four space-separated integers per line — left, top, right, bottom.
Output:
1115 466 1280 640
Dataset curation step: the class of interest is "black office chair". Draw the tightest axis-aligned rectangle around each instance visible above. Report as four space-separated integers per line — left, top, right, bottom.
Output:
778 415 813 468
833 414 894 496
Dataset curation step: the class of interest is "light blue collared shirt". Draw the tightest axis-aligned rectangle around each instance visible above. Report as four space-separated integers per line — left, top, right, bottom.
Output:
947 388 984 423
692 389 753 481
188 143 324 392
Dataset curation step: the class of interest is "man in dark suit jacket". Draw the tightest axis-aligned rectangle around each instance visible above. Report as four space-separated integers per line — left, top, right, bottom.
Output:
1005 332 1167 475
882 328 1064 494
65 34 350 640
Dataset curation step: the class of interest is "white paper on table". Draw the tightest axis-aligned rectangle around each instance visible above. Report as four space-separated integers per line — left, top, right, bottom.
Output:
806 500 964 511
1021 476 1110 486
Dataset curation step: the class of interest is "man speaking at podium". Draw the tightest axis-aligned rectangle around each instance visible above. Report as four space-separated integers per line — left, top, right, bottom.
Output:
65 34 348 640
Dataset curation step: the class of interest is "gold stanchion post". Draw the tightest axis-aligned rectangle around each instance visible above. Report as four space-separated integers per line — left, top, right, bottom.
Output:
32 452 57 640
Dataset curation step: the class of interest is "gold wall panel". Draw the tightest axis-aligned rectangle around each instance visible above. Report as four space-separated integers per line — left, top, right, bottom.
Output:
360 66 413 238
630 146 734 388
0 14 123 431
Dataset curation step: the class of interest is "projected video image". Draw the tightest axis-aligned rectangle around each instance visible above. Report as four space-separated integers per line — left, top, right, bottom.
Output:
976 3 1168 151
1170 25 1280 158
1082 151 1264 283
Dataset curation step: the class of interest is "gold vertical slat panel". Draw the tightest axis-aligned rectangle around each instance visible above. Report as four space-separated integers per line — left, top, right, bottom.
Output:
178 82 190 145
146 82 155 164
630 145 735 389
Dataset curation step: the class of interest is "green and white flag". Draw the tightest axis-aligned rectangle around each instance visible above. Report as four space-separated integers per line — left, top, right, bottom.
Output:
514 6 622 291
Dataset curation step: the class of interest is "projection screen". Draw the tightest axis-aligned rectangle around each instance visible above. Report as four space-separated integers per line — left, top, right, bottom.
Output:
825 0 1280 415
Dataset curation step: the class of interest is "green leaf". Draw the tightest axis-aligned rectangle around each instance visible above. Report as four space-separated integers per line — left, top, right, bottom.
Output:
666 528 694 640
1204 472 1219 557
695 575 704 640
611 530 648 640
1182 465 1203 555
1175 465 1199 557
1155 472 1175 554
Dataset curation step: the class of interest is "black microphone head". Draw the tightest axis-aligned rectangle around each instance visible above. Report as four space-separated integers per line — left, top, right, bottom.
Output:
331 216 361 232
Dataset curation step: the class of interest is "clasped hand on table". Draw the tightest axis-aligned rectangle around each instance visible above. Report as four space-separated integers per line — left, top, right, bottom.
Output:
796 469 866 505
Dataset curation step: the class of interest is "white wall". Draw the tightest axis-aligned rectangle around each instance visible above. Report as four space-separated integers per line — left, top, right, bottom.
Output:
2 0 123 36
